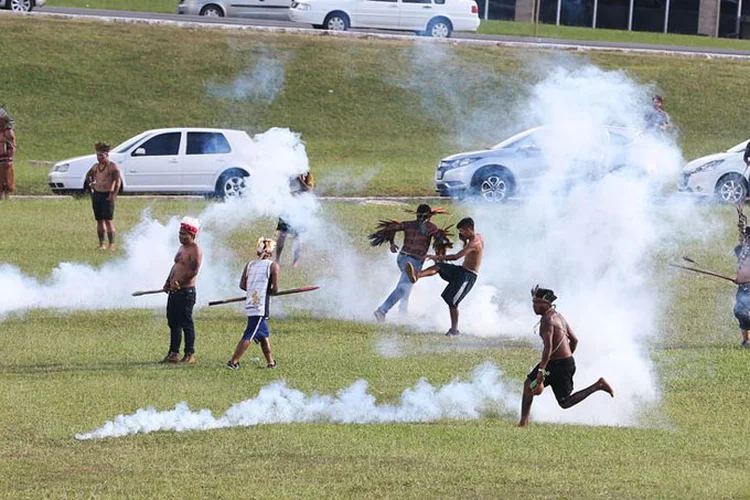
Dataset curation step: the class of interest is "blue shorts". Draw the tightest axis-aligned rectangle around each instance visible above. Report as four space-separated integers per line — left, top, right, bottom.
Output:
242 316 270 343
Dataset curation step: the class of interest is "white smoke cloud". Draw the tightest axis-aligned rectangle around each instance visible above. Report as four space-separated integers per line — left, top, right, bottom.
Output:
206 46 287 104
75 363 519 440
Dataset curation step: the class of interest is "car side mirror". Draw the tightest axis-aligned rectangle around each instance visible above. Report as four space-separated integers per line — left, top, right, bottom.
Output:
133 148 146 156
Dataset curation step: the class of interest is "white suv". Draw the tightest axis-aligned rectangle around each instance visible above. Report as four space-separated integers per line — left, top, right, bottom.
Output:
289 0 480 38
48 128 254 199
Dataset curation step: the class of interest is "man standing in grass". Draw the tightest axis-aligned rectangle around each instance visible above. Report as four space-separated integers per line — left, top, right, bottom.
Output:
85 142 122 250
405 217 482 337
645 95 671 133
519 285 614 427
227 237 279 370
161 217 203 364
0 108 16 200
372 204 448 323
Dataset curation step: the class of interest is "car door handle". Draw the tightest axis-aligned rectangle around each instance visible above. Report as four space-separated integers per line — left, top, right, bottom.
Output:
389 4 397 7
128 169 137 173
422 5 432 8
169 159 179 164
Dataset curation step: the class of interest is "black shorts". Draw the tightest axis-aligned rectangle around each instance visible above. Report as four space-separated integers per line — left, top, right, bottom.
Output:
276 217 298 236
527 357 576 404
438 263 477 307
91 191 114 221
735 283 750 331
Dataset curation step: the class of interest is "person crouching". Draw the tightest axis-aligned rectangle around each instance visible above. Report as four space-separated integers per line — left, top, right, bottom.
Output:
227 237 280 370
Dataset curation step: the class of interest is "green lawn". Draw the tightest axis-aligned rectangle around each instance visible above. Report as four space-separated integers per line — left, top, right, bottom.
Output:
2 15 750 197
1 198 750 497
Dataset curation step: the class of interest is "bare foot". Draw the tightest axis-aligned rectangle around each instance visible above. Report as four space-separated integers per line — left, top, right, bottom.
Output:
518 419 529 427
598 377 614 397
108 244 116 252
292 261 300 269
97 244 107 250
405 262 417 283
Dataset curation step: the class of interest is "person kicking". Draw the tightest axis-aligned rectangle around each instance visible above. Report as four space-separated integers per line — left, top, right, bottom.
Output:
405 217 482 337
519 285 614 427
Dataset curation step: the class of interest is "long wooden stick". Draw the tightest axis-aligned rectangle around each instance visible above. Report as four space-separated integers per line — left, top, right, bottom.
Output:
131 289 166 297
669 263 736 284
208 286 320 307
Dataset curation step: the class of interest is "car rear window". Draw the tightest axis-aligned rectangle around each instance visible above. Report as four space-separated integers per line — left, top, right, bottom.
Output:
187 132 232 155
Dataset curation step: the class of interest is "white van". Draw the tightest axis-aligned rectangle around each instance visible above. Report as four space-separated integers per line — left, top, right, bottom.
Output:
289 0 480 38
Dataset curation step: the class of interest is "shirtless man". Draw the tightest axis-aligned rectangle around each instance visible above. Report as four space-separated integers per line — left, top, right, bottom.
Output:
0 112 16 200
85 142 122 250
734 210 750 347
405 217 482 337
160 217 203 364
519 285 614 427
373 204 445 322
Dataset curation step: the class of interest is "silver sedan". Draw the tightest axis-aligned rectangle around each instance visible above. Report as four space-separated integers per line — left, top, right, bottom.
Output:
176 0 289 17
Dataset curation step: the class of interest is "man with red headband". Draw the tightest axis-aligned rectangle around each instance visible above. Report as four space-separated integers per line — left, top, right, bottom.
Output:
227 237 280 370
519 285 614 427
160 217 203 364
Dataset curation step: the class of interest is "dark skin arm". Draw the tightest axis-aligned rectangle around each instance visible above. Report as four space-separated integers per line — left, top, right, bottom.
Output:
389 223 405 253
427 243 472 262
536 317 554 386
107 164 122 201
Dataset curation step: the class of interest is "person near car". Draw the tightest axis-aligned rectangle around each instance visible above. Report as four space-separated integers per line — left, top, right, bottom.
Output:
85 142 122 250
372 204 449 323
161 217 203 364
227 237 279 370
275 170 315 268
519 285 614 427
0 108 17 200
405 217 483 337
645 95 671 133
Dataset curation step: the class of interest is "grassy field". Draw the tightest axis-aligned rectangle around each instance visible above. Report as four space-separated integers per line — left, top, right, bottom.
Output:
1 198 750 498
45 0 750 52
2 15 750 196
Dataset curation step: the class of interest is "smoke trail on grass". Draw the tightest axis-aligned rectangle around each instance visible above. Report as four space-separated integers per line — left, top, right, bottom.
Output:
75 362 518 440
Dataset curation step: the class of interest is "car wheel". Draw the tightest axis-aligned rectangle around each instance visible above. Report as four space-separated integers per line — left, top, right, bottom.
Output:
9 0 33 11
471 169 514 203
715 173 748 204
199 4 224 16
324 11 349 31
216 169 249 200
426 17 452 38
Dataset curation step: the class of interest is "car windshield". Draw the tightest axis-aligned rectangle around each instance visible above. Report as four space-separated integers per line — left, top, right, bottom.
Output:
491 129 540 150
114 132 152 153
727 139 750 153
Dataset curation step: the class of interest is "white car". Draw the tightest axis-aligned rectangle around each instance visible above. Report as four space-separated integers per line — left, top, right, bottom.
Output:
289 0 480 38
48 128 253 198
177 0 289 17
679 139 750 204
1 0 45 12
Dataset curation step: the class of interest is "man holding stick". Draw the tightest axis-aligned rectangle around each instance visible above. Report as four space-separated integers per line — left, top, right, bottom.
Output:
0 108 16 200
227 237 279 370
519 285 614 427
160 217 203 364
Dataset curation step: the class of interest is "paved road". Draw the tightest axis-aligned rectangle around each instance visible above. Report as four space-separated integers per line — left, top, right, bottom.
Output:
40 6 750 59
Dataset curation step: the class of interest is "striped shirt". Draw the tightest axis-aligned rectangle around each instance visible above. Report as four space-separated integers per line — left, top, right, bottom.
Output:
399 220 439 260
244 259 273 318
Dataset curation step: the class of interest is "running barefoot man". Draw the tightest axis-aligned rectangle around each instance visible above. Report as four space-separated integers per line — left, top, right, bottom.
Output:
405 217 482 336
227 237 280 370
160 217 203 364
519 285 614 427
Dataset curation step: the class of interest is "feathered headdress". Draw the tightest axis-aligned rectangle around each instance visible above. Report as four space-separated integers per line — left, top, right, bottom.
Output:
531 284 557 304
